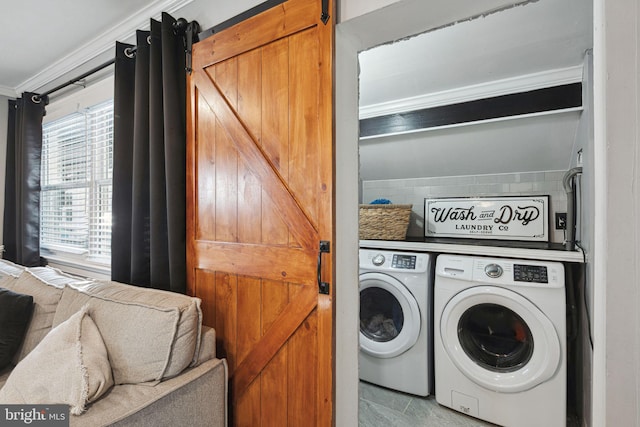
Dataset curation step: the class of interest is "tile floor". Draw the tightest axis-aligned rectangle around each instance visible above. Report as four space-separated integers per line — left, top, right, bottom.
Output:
359 381 497 427
359 381 580 426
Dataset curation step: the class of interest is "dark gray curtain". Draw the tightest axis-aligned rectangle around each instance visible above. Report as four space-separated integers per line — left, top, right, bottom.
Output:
3 93 47 266
112 13 187 293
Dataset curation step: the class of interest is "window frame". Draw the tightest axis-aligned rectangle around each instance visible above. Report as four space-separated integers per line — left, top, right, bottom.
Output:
40 76 114 277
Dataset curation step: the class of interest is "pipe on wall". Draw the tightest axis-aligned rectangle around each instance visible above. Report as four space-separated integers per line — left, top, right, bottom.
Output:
563 166 583 251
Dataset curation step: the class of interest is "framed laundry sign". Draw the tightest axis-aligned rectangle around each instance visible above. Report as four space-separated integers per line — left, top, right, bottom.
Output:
424 196 549 241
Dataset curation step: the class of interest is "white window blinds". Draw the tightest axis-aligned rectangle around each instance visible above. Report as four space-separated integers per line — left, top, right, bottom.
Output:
41 100 113 265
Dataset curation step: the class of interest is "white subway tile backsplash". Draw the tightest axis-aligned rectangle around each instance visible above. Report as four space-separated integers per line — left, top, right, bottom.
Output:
452 176 476 185
532 181 559 192
509 183 534 192
522 172 547 182
545 171 566 181
475 174 503 184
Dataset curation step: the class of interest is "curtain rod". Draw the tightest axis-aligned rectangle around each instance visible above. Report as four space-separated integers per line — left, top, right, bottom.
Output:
35 17 191 102
35 56 121 102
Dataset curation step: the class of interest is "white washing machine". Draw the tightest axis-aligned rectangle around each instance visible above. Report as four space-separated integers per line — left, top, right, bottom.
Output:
434 254 566 427
359 248 433 396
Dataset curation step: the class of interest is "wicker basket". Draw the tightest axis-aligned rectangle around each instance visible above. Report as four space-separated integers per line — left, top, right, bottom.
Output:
359 204 412 240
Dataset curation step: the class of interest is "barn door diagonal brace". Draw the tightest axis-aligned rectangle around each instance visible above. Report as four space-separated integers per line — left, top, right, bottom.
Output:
318 240 331 294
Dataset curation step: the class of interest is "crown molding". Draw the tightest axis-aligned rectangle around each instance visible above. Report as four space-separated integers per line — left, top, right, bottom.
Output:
15 0 193 95
0 85 17 98
359 65 584 119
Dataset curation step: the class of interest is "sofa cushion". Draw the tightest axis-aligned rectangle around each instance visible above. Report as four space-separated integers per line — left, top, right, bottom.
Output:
4 270 65 362
53 280 202 383
0 288 33 369
0 307 114 415
0 365 12 390
0 259 25 288
73 358 227 427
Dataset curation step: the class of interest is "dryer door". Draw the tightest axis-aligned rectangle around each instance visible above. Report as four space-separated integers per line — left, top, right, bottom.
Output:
359 272 421 358
440 286 561 393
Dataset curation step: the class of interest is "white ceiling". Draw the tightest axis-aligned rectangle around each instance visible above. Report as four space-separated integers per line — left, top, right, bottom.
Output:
0 0 190 97
359 0 592 111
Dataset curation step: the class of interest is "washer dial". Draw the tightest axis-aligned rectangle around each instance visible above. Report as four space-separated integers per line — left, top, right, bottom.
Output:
484 263 503 278
372 254 386 266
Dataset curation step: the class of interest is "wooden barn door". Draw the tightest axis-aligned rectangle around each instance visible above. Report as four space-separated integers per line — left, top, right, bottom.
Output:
186 0 334 425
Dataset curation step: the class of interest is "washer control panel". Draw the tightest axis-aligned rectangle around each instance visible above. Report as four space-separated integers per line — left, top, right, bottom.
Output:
392 254 417 269
436 254 564 288
473 258 560 287
359 249 429 273
514 264 548 283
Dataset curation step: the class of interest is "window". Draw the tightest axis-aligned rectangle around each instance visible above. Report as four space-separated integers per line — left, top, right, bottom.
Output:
40 99 113 267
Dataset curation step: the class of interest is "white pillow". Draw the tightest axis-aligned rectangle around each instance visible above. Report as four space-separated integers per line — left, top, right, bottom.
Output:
0 306 113 415
25 266 93 288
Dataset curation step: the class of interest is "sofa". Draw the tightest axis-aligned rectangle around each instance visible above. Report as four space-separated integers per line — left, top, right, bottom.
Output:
0 259 227 426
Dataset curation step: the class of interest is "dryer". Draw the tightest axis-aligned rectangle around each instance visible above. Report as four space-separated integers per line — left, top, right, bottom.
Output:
434 254 566 427
359 248 434 396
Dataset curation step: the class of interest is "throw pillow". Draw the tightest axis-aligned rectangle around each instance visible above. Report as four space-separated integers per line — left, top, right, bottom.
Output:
0 306 114 415
0 287 33 369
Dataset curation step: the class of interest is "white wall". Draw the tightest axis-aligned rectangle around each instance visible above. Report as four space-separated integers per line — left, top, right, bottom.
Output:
173 0 262 32
592 0 640 425
335 25 362 426
574 50 594 427
358 113 583 181
338 0 400 22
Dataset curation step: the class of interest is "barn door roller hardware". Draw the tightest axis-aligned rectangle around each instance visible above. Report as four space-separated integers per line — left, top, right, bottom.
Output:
183 19 200 74
197 0 330 43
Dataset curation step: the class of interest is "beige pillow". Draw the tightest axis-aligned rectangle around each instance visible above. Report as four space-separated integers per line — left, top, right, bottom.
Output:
0 307 113 415
53 285 181 385
54 280 202 382
9 271 65 362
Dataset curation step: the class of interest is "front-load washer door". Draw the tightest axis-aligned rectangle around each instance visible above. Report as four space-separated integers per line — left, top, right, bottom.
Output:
440 286 561 393
359 272 421 359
